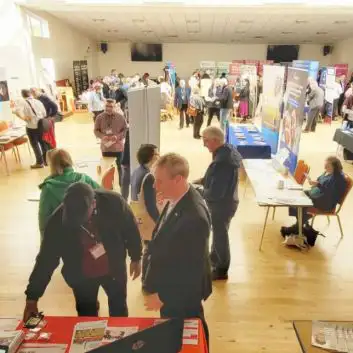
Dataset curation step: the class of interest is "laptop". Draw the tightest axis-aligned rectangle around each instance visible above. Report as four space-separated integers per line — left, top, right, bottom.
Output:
90 318 184 353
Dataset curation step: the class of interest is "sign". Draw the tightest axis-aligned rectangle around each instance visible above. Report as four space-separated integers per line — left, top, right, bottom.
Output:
292 60 319 80
261 65 285 153
199 61 216 78
277 67 308 174
258 60 274 76
216 62 231 76
334 63 348 78
73 60 89 97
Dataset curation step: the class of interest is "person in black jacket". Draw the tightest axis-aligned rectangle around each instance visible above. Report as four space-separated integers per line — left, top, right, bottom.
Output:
31 88 58 118
23 182 142 321
219 78 233 131
121 129 130 200
143 153 212 346
195 126 242 281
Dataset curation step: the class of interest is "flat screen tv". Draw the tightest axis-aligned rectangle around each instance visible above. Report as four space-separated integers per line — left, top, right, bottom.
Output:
131 43 163 62
266 45 299 63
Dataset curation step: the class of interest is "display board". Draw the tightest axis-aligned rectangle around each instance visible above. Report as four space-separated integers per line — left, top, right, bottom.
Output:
276 67 308 174
261 65 285 154
240 64 257 117
128 85 161 173
334 63 349 78
199 61 216 78
217 62 231 77
73 60 89 97
228 62 242 85
292 60 319 80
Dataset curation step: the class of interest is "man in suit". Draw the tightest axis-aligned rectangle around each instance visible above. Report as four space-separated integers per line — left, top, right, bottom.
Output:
175 80 191 129
143 153 212 345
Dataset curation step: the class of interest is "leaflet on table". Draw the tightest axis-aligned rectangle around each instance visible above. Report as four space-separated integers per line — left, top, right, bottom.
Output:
311 321 353 353
102 327 138 345
18 343 67 353
153 319 199 345
0 330 25 353
69 320 107 353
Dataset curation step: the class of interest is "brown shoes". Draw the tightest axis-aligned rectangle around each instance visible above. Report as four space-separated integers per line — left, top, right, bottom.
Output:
30 164 44 169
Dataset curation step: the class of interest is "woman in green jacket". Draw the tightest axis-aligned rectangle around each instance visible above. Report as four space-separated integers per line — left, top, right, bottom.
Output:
39 148 100 239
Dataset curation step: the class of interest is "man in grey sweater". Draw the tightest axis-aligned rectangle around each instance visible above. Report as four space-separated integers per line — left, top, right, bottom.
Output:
304 80 324 133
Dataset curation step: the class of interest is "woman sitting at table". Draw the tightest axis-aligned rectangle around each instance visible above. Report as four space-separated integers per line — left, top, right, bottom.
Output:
283 156 346 234
38 148 100 240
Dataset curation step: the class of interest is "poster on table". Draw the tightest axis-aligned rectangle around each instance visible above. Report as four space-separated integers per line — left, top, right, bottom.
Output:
334 63 348 78
276 67 308 174
261 65 285 154
292 60 319 80
199 61 216 79
240 64 257 117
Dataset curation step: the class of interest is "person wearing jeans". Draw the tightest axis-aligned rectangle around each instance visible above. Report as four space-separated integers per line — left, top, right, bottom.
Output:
14 89 47 169
23 183 142 322
175 80 191 129
94 99 127 186
219 78 234 131
189 87 205 139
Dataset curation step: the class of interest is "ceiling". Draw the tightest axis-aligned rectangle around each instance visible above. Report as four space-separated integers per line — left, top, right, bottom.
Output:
20 1 353 44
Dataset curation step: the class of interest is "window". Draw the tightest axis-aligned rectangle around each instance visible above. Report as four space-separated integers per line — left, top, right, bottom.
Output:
27 13 50 38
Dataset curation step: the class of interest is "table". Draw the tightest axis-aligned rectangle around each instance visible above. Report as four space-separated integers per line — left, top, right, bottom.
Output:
333 128 353 156
0 127 27 175
13 316 207 353
293 320 353 353
243 159 313 250
227 124 271 159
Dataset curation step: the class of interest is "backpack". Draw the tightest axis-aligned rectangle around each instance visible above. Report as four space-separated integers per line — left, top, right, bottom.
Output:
281 224 321 249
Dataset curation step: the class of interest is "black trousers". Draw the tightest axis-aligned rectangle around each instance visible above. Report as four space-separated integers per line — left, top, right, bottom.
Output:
26 126 48 165
121 165 130 200
207 107 220 126
209 202 238 274
72 276 128 317
161 304 209 351
179 104 190 129
102 151 123 187
141 240 150 283
193 112 204 139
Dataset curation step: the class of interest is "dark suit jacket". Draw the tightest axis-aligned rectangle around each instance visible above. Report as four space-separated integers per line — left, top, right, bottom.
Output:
144 186 212 310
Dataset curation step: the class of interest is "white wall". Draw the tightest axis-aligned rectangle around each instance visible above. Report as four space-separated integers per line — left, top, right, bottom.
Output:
97 42 333 78
331 38 353 73
25 9 97 84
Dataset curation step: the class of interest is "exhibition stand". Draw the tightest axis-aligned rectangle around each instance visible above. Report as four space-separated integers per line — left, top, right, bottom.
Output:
334 128 353 159
227 124 271 159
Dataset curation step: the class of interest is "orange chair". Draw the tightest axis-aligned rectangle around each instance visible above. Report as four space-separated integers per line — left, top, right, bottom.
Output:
0 121 18 175
101 165 115 190
308 173 353 238
272 160 310 220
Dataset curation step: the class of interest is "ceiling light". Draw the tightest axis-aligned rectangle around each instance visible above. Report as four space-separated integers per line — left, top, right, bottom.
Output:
254 36 265 39
165 35 179 38
334 20 348 24
316 31 328 35
142 30 153 33
107 30 119 33
92 18 105 22
234 31 246 34
302 40 312 43
186 20 199 24
295 20 308 24
281 31 293 34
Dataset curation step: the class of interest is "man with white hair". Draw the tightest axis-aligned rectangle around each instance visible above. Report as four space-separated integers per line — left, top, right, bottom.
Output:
304 79 324 132
195 126 242 281
219 78 233 131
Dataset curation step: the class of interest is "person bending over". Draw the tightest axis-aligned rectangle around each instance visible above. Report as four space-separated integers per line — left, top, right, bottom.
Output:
23 182 142 321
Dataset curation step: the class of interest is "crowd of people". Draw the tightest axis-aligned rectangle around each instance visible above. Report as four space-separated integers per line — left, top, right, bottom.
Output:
12 66 350 350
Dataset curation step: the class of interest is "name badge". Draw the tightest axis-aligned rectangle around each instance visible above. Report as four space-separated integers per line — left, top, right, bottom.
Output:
105 129 113 135
89 243 106 260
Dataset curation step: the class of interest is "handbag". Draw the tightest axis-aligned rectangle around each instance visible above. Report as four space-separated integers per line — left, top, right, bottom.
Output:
187 106 198 117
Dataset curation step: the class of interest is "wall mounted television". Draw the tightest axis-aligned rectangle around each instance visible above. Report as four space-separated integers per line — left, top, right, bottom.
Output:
266 45 299 63
131 43 163 62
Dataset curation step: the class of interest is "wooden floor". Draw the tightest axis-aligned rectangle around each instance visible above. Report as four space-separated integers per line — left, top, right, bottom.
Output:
1 114 353 353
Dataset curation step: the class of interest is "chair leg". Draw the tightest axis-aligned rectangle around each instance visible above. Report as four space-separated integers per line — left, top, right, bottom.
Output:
272 207 276 220
311 216 316 227
12 148 18 163
1 148 10 176
337 215 344 238
259 207 270 251
27 142 32 156
327 216 330 224
15 146 21 163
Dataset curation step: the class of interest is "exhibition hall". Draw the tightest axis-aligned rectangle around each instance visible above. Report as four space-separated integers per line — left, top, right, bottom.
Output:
1 1 353 352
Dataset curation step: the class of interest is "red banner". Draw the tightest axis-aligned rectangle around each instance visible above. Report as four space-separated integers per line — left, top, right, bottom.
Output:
229 62 242 76
334 63 349 78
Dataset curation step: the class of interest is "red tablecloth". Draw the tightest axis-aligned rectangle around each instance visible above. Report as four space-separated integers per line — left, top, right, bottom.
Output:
17 316 208 353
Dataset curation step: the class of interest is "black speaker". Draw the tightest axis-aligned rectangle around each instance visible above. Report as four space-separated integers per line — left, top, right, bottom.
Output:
100 42 108 54
323 45 333 56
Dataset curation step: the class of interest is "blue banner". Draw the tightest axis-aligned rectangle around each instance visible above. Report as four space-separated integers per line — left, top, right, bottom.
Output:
277 68 308 174
292 60 319 80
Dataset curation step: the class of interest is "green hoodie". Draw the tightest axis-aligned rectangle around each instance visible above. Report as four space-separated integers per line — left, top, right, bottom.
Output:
38 167 100 238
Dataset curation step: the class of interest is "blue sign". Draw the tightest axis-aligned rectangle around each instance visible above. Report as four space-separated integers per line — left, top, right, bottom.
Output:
292 60 319 80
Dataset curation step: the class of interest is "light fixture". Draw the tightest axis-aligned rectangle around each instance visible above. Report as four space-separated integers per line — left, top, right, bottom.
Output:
142 30 153 33
92 18 105 22
132 19 145 23
295 20 308 24
186 20 199 24
316 31 328 35
281 31 293 34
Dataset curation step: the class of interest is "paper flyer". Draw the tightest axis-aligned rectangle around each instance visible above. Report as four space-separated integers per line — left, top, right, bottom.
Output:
102 326 138 345
18 344 67 353
69 320 107 353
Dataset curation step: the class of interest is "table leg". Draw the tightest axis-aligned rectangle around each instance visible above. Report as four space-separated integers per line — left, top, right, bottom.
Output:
243 175 248 197
298 207 303 237
0 147 10 176
259 206 270 251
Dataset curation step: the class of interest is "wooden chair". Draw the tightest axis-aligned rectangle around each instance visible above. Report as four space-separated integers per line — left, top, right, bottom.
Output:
308 173 353 238
0 121 18 175
272 160 310 220
101 165 115 190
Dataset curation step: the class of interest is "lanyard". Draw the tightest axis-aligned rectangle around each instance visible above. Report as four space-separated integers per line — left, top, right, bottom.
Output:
80 225 98 243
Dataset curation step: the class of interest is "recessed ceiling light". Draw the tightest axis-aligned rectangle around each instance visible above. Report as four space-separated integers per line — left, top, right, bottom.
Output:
188 30 199 34
92 18 105 22
132 19 145 23
281 31 293 34
240 20 253 24
295 20 308 24
334 20 348 24
302 40 312 43
107 30 119 33
186 20 199 24
316 31 328 35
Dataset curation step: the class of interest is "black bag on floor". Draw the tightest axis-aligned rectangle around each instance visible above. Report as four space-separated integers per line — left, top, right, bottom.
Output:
303 224 320 247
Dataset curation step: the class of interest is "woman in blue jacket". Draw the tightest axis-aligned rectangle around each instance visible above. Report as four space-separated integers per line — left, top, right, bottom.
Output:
284 156 346 234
